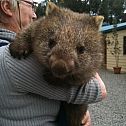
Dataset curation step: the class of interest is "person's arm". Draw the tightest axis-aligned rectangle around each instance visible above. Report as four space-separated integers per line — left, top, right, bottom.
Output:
6 47 105 104
81 73 106 126
81 73 107 126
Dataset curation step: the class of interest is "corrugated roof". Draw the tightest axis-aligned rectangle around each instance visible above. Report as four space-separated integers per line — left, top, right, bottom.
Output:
100 22 126 33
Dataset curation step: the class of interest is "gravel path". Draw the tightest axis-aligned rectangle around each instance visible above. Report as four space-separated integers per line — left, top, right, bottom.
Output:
89 69 126 126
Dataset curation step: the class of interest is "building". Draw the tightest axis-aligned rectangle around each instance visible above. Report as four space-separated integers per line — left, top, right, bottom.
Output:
101 22 126 73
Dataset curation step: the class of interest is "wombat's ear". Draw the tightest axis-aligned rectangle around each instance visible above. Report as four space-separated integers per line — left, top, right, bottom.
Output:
93 16 104 30
46 2 61 16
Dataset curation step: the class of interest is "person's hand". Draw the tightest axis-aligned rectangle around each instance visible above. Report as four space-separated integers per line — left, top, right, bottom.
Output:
81 73 107 126
95 73 107 99
81 110 91 126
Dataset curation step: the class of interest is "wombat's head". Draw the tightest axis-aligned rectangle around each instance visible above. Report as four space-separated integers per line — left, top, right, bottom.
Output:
10 2 104 84
33 2 104 81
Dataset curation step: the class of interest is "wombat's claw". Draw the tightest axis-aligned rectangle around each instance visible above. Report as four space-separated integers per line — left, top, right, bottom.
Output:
9 48 29 59
22 50 30 59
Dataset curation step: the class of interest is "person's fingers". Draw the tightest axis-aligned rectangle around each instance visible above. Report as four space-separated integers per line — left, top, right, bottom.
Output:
95 73 107 99
81 110 91 126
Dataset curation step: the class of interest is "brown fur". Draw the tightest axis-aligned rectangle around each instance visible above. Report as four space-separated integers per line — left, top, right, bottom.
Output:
9 2 104 126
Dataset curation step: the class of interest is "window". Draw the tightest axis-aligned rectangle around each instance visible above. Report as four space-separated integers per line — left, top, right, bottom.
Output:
123 36 126 55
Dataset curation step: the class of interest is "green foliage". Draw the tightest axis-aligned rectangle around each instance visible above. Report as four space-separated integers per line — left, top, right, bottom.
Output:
36 3 46 18
98 0 109 22
57 0 90 13
35 0 125 23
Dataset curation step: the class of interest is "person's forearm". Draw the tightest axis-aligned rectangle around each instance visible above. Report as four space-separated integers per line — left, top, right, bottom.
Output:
7 53 106 104
68 78 103 104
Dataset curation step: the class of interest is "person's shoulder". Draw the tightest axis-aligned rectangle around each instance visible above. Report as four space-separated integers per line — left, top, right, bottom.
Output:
0 45 8 59
1 45 43 74
0 45 15 63
0 39 10 47
0 45 44 85
0 45 10 73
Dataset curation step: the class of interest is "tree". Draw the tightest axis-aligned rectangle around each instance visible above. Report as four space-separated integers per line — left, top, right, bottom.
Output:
106 17 122 73
36 0 125 24
36 3 46 18
58 0 89 13
108 0 125 24
90 0 101 14
98 0 109 22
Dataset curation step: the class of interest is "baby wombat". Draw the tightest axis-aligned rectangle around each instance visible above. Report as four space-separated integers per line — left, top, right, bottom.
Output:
9 2 104 126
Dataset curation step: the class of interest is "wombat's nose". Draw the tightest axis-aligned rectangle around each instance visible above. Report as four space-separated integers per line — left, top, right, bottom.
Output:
51 59 75 77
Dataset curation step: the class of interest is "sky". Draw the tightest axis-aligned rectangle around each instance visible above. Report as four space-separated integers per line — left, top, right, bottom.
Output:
34 0 43 3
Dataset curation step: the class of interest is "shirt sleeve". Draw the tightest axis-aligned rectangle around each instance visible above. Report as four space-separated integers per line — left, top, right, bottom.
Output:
5 47 103 104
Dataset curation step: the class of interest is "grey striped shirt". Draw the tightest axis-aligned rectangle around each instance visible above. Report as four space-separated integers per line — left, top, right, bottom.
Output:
0 28 102 126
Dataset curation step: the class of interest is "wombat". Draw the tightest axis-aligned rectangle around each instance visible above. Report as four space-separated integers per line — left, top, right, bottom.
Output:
9 2 104 126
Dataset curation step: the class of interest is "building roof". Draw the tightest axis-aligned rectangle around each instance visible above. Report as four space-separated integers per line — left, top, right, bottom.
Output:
101 22 126 33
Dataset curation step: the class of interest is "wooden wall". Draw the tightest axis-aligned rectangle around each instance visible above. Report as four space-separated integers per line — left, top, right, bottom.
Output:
106 29 126 72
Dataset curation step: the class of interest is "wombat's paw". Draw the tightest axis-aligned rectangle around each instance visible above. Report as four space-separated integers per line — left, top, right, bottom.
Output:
9 42 31 59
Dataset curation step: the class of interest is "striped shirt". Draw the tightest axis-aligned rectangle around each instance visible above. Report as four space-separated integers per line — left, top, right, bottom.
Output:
0 28 16 47
0 28 102 126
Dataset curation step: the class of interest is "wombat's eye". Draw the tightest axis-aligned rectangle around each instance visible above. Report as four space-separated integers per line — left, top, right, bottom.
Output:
76 46 85 54
48 38 57 49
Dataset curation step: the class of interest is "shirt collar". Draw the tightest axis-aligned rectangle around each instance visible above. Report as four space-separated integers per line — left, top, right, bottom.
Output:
0 28 16 43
